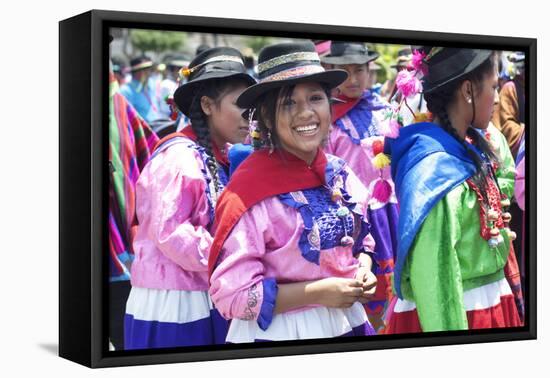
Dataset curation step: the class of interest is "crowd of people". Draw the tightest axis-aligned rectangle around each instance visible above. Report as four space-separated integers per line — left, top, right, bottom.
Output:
108 36 527 350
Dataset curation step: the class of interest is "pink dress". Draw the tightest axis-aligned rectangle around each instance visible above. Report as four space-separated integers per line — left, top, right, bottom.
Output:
125 136 229 349
210 155 377 342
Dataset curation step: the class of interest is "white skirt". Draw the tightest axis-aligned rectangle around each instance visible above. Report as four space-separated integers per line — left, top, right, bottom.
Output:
126 287 213 323
226 302 374 343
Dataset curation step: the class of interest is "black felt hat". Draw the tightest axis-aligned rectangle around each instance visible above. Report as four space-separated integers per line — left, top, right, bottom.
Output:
236 41 347 109
320 41 379 66
421 47 493 94
173 47 256 117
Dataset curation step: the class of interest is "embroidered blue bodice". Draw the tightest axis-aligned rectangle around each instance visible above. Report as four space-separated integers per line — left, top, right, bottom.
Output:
334 90 389 145
278 156 371 265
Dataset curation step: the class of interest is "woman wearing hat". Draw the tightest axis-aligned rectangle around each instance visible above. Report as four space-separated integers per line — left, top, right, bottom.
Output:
208 41 378 343
384 47 522 333
124 47 256 349
321 42 398 331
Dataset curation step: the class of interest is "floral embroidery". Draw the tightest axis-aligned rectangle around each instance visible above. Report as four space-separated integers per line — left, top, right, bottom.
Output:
242 283 259 321
307 223 321 250
290 190 308 204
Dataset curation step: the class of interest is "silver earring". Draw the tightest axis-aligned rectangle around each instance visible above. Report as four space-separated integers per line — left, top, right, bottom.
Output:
467 97 472 103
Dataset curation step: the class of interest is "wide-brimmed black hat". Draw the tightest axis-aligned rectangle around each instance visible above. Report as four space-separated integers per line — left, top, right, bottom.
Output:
236 41 348 109
173 47 256 116
129 56 154 72
320 41 379 66
421 47 493 94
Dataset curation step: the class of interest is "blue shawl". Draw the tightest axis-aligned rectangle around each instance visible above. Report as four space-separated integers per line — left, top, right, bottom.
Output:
385 122 478 299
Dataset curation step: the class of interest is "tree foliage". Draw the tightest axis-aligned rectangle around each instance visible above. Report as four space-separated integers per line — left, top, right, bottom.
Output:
246 37 274 54
367 43 407 84
130 30 187 54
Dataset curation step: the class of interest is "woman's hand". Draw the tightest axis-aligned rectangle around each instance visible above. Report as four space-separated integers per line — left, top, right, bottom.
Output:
355 268 377 303
310 277 365 308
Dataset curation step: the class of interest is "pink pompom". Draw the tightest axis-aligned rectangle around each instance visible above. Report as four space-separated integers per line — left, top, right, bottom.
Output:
379 118 400 138
372 179 392 204
395 70 423 98
411 50 427 75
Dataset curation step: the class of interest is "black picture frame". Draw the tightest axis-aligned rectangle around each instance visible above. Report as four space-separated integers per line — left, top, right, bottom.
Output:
59 9 537 368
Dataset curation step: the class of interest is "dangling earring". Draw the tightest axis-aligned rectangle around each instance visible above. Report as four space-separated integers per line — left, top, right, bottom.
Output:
466 97 472 103
267 129 274 154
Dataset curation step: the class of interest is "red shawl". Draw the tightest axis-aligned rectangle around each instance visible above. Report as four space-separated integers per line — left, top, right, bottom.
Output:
207 148 328 277
331 94 361 123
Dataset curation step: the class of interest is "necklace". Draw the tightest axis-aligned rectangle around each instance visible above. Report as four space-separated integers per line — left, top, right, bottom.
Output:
325 175 355 247
466 155 516 249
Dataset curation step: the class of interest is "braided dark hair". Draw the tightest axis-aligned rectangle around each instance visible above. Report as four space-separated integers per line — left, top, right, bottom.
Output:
252 83 332 151
187 78 247 195
424 53 499 205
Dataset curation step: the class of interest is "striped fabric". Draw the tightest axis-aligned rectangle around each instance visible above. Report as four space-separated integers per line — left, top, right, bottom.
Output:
385 278 522 333
109 77 159 282
124 287 228 348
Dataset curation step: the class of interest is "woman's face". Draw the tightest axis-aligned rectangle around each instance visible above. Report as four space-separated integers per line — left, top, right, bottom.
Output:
334 63 369 98
471 67 499 130
273 82 331 164
205 82 250 146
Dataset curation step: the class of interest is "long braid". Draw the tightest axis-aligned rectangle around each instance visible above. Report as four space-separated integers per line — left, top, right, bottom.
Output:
188 88 222 198
426 91 497 206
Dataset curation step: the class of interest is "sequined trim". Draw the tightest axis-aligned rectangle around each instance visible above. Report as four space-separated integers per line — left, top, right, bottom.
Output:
202 55 244 66
185 55 244 76
261 65 325 83
258 52 320 74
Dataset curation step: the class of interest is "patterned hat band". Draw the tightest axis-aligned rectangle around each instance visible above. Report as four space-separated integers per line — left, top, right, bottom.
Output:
257 52 320 74
259 65 326 83
130 61 153 71
181 55 245 79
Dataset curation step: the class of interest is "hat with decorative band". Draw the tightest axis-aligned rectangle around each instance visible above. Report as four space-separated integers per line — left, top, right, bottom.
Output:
173 46 256 116
420 47 493 94
320 41 379 66
236 41 348 109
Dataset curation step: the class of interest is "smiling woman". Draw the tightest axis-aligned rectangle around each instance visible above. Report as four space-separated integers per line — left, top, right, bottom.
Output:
207 41 381 342
123 47 256 350
265 82 331 164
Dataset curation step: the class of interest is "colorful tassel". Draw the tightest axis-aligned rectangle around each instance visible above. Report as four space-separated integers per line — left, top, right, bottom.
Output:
372 178 392 203
372 153 391 169
372 140 384 156
414 112 432 123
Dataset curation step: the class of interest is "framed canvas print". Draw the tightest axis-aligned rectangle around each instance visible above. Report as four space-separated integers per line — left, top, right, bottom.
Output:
59 9 536 368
